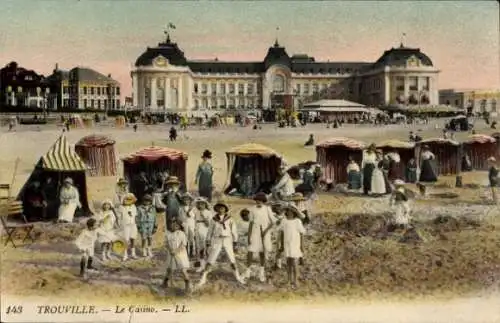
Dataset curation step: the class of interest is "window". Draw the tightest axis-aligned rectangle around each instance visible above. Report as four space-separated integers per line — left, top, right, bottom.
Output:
97 100 101 109
201 84 207 94
395 76 404 91
247 83 254 95
117 99 120 108
491 99 497 112
312 83 319 94
63 86 69 94
211 83 217 95
90 87 95 95
63 99 69 107
273 75 285 93
238 83 244 95
103 100 107 109
296 84 301 94
211 99 217 108
304 83 310 94
97 87 101 95
455 100 459 107
91 99 95 108
409 77 418 91
83 87 87 95
194 83 199 93
220 83 226 95
83 99 87 108
423 77 430 91
195 100 199 109
116 87 120 95
229 84 235 94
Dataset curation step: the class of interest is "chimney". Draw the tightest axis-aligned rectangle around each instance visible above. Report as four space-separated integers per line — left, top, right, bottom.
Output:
55 63 59 70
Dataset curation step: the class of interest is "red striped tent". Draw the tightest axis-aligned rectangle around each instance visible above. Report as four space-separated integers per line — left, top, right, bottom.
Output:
75 134 117 177
491 132 500 161
17 134 92 219
122 146 188 192
417 138 460 175
316 137 366 184
225 143 284 193
462 134 497 170
376 139 416 178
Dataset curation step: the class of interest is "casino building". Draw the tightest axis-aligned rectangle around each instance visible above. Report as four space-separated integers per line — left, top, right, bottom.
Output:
131 33 440 111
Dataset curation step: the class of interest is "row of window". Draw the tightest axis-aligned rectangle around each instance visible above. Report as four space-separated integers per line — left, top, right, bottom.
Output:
294 83 330 95
193 82 260 95
62 86 120 95
62 99 120 109
393 76 430 92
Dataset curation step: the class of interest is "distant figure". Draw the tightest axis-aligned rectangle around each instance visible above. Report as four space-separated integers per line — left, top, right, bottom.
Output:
133 124 138 132
65 121 70 132
488 157 498 204
169 127 177 142
419 145 438 183
304 134 314 146
346 156 362 190
405 158 418 183
195 150 214 202
491 121 497 129
361 144 378 195
408 131 416 142
461 153 473 172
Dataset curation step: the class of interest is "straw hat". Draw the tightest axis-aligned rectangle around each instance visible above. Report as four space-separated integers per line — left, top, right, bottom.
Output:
63 177 73 184
213 200 229 213
117 178 128 186
101 199 113 208
253 192 268 203
194 197 209 208
165 176 180 185
288 192 306 202
122 193 137 205
282 204 302 219
393 179 406 187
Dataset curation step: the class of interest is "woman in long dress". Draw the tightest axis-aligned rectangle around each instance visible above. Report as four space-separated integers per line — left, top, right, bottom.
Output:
381 154 393 194
387 150 402 182
405 158 418 183
371 157 387 196
346 156 362 190
419 145 438 182
361 144 378 195
57 177 82 223
195 150 214 202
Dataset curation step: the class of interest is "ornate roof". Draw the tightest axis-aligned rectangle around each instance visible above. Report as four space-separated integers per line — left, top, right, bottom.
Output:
372 44 433 69
263 40 292 69
135 36 188 67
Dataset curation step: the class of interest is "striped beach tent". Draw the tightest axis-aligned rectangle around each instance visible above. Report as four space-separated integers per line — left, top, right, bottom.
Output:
417 138 460 175
122 146 188 194
316 137 366 184
17 134 92 219
462 134 497 171
224 143 284 194
75 134 117 177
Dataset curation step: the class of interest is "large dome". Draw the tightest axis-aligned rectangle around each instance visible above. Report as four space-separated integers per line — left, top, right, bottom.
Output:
372 44 433 69
134 36 188 67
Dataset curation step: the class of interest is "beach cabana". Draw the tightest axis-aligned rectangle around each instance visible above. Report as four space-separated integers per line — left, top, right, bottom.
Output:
75 134 117 177
462 134 497 170
224 143 284 193
115 116 126 128
376 139 416 178
17 134 92 220
122 146 188 194
417 138 460 175
316 137 366 184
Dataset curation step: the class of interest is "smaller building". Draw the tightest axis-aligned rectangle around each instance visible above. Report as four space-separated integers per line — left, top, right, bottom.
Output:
300 99 373 121
46 65 121 110
0 61 56 109
439 89 499 116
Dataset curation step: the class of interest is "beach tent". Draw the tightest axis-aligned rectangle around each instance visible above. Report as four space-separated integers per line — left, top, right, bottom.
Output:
417 138 460 175
316 137 366 184
376 139 416 180
75 134 117 177
69 114 85 129
122 146 188 194
224 143 284 193
17 134 92 220
462 134 497 171
115 116 126 128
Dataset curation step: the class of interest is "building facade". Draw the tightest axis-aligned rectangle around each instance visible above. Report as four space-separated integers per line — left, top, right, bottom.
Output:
439 89 499 116
46 65 121 110
0 61 57 109
131 35 440 111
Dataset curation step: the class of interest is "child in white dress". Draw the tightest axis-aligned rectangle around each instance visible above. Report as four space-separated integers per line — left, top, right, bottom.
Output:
74 218 99 279
243 192 277 282
271 202 287 269
114 178 129 209
389 179 411 229
95 200 117 261
179 193 197 258
278 205 306 289
117 193 138 261
162 219 191 293
196 201 246 287
194 197 212 272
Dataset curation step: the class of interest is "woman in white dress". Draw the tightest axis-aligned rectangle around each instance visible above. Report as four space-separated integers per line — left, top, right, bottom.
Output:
117 193 138 261
179 193 197 258
277 205 306 289
370 150 387 196
193 197 212 272
57 177 81 223
242 192 277 283
162 219 191 294
95 200 117 261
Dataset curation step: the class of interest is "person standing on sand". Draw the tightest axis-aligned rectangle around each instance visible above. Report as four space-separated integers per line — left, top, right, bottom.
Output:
194 197 212 272
195 150 214 202
419 145 438 183
361 144 378 195
346 156 362 191
136 194 157 258
162 176 183 224
271 165 295 201
94 200 117 262
117 193 139 261
75 218 99 279
162 219 191 294
389 180 411 230
57 177 81 223
488 157 498 204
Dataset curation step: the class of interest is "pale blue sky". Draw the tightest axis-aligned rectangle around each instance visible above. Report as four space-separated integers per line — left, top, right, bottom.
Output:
1 0 498 97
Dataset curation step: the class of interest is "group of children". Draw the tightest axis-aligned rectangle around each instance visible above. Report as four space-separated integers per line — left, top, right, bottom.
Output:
74 175 310 291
